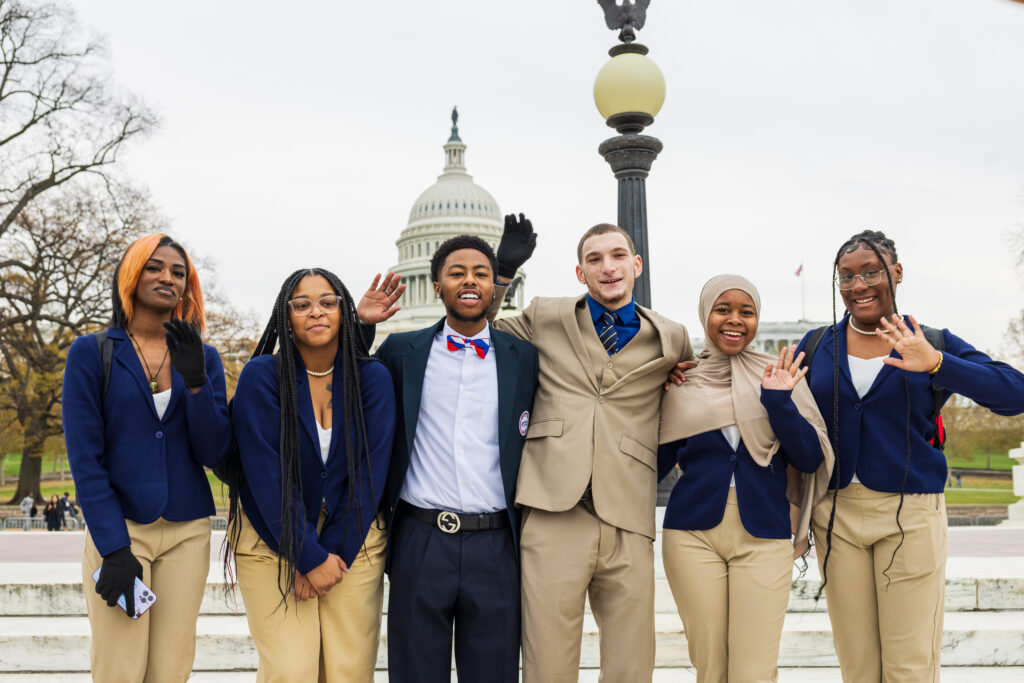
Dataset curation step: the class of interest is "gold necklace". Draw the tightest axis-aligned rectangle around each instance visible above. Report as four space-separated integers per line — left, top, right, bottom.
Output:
128 330 170 393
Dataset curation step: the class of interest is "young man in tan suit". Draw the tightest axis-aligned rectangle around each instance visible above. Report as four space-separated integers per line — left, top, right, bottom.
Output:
489 216 694 682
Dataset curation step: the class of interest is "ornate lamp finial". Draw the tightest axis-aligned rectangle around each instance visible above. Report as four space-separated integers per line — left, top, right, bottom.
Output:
596 0 650 44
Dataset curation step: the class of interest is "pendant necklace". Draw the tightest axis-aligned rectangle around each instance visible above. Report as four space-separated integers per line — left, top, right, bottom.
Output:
128 329 170 393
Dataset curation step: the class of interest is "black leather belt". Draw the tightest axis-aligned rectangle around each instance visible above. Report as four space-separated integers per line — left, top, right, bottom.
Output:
580 483 593 502
398 501 508 534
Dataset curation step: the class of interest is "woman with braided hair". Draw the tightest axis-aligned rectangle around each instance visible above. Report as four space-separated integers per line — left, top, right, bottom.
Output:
796 230 1024 682
230 268 396 682
63 234 232 681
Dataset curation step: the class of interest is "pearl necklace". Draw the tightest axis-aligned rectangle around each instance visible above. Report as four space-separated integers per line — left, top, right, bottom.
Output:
849 318 893 336
306 367 334 377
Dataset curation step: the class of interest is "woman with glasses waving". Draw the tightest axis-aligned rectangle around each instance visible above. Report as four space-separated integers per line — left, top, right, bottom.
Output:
796 230 1024 682
62 234 232 681
657 274 834 683
229 268 398 682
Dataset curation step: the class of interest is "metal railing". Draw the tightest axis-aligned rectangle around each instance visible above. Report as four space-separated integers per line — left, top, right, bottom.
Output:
3 516 85 530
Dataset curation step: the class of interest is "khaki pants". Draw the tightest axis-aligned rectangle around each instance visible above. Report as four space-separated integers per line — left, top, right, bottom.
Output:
811 484 947 683
662 489 792 683
233 507 388 683
520 502 655 683
82 516 211 683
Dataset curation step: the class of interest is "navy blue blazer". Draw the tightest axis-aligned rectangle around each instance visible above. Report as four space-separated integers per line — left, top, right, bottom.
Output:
374 319 539 564
796 315 1024 493
233 350 395 574
658 387 825 539
62 326 232 557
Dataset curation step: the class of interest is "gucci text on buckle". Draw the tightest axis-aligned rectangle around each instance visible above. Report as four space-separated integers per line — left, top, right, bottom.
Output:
437 511 461 533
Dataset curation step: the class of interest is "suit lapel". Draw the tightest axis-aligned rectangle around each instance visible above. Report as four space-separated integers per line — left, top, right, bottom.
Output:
562 296 600 393
161 370 184 423
493 330 520 501
833 317 855 389
400 319 444 455
603 307 672 393
293 355 322 462
110 329 159 419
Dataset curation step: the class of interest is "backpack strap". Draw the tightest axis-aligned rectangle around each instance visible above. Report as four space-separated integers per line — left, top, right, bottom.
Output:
800 326 829 379
94 330 114 398
920 325 947 436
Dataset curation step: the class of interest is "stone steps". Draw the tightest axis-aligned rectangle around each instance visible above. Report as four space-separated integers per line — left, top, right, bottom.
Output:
1 611 1023 672
4 557 1021 617
4 669 1024 682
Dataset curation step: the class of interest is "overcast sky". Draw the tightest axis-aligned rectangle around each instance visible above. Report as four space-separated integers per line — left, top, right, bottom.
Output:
71 0 1024 354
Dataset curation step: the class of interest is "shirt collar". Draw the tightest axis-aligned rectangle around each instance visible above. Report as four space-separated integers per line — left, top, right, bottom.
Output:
586 294 636 325
441 320 491 341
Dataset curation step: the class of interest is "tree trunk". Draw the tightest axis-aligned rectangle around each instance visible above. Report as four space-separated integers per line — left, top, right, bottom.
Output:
0 453 5 486
8 440 45 504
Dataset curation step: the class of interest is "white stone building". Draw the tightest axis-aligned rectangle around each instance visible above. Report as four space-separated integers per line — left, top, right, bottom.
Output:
373 109 524 348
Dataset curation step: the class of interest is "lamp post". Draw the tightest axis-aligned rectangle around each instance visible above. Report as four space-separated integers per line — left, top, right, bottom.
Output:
594 0 665 309
595 2 677 503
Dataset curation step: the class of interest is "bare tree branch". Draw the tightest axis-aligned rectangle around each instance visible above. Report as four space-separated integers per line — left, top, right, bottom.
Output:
0 0 155 240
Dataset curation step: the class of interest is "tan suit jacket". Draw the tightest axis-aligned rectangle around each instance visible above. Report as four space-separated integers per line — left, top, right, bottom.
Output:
492 292 692 540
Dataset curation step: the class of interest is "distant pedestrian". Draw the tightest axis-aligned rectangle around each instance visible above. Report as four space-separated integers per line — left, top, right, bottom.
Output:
44 495 63 532
60 491 77 529
19 493 34 531
956 472 963 488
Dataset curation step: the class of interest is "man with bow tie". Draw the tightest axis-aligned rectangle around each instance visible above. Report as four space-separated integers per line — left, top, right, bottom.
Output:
369 235 539 683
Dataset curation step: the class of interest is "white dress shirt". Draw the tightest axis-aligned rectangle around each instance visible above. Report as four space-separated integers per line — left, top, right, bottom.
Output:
400 321 505 514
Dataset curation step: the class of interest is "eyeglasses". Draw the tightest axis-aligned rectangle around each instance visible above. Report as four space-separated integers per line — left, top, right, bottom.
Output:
836 268 892 291
287 295 343 316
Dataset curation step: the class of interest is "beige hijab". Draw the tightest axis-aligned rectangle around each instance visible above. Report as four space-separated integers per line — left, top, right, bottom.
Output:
659 274 834 557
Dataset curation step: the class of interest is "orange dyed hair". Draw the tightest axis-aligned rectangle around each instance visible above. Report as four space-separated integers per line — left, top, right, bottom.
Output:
114 234 206 333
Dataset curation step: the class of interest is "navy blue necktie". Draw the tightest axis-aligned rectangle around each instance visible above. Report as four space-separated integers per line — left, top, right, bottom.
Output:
598 311 618 355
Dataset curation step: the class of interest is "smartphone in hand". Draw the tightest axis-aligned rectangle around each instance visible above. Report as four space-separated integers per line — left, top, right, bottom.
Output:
92 566 157 619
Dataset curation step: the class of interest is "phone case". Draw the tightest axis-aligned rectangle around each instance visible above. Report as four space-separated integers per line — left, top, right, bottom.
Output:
91 567 157 619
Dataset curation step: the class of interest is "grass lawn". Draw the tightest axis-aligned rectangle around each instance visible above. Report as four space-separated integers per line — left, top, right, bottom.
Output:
957 476 1012 490
1 465 230 511
945 489 1020 505
947 452 1016 470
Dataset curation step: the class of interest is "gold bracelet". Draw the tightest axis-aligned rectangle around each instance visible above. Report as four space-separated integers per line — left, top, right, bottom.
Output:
928 351 943 376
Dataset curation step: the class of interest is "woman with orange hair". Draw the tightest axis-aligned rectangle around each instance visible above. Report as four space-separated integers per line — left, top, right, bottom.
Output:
62 234 232 681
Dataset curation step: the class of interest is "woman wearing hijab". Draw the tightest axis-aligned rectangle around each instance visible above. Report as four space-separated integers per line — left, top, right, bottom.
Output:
657 274 834 683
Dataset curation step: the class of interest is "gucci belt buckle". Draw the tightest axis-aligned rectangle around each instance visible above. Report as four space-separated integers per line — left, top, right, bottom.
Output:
436 510 461 533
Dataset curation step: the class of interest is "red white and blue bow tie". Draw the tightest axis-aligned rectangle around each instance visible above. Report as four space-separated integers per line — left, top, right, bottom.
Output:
447 334 489 359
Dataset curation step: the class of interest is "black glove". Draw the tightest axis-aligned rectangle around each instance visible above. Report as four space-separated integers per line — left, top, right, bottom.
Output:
163 318 207 388
96 546 143 617
496 213 537 280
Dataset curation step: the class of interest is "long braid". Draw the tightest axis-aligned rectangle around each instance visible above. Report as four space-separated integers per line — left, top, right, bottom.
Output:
816 230 904 601
858 238 912 589
316 271 374 562
816 254 843 601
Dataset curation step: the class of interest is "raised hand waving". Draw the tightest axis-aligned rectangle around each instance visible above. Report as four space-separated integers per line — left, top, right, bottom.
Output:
878 314 943 373
762 345 809 391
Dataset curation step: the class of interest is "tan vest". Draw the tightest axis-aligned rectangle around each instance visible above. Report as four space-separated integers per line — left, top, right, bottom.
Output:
493 294 692 540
